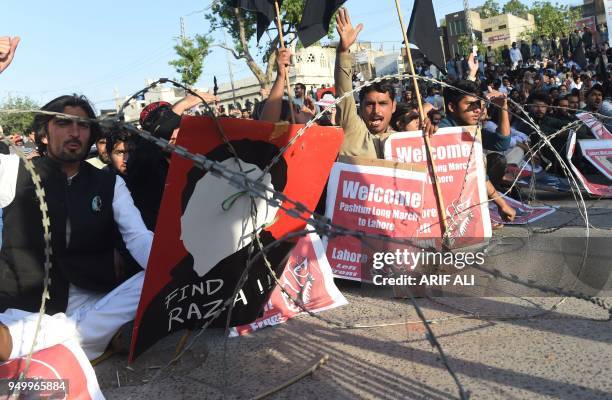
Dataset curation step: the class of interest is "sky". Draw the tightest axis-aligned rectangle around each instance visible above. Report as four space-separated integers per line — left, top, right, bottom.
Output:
1 0 580 110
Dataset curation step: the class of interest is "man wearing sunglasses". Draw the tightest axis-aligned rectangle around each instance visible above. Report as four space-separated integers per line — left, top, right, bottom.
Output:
0 94 153 362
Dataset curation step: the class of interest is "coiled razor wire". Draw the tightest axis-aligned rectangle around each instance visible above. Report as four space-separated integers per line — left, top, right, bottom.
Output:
2 74 611 400
113 76 608 399
0 133 53 397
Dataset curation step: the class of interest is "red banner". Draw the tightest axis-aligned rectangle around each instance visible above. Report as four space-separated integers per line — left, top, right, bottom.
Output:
325 161 428 281
488 194 556 225
384 127 491 242
567 132 612 197
129 117 343 361
0 340 103 400
230 231 347 336
576 113 612 140
579 139 612 180
316 87 336 100
324 127 490 281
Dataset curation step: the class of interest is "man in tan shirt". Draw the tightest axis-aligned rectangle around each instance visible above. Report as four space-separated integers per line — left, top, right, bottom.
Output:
335 8 396 159
335 9 434 159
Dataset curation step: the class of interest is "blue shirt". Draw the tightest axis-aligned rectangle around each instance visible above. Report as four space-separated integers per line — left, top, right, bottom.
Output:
438 116 511 152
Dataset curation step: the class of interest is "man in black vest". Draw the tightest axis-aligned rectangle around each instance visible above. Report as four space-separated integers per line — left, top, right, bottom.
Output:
0 94 153 361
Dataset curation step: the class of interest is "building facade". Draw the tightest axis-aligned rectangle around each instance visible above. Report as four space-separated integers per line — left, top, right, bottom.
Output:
442 10 535 57
115 43 399 118
444 10 482 58
215 43 385 110
581 0 606 25
481 13 535 49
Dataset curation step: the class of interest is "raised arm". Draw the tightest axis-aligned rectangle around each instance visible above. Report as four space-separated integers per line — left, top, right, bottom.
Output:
0 36 20 74
334 8 371 155
172 90 219 116
259 48 292 122
487 88 510 137
466 52 479 81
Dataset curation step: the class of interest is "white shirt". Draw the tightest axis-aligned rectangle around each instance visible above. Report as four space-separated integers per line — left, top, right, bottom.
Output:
484 121 529 147
0 154 153 269
509 48 522 63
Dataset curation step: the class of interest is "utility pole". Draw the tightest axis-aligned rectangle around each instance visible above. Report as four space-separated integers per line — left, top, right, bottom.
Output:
180 17 186 40
223 31 237 107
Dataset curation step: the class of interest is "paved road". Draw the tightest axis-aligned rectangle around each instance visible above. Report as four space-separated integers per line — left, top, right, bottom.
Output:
95 196 612 399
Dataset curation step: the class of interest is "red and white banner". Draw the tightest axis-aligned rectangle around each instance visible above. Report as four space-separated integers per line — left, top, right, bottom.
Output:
230 232 347 336
324 127 490 281
384 127 491 241
130 117 343 361
576 16 596 31
488 194 556 225
0 340 104 400
325 161 428 281
567 132 612 197
576 113 612 140
579 139 612 180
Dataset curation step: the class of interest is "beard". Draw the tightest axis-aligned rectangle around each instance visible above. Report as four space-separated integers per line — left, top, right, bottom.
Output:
48 140 88 163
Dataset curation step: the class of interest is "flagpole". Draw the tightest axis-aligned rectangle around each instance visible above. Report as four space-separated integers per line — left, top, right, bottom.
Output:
274 0 296 124
393 0 449 240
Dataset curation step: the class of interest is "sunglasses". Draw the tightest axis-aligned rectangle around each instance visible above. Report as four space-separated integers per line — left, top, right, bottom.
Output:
465 100 483 112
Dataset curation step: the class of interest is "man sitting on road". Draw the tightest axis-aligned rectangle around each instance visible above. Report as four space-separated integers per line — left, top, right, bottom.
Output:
0 94 153 361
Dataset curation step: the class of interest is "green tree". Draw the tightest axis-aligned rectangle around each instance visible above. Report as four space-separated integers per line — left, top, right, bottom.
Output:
205 0 336 88
479 0 500 19
528 1 581 37
0 95 39 135
502 0 529 18
169 34 212 87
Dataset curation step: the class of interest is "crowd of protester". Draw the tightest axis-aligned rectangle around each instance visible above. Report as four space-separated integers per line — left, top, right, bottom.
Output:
5 22 611 226
0 7 611 369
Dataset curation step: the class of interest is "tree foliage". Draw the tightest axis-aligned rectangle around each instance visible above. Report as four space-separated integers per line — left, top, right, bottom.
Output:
205 0 336 88
502 0 529 18
479 0 500 19
169 34 212 87
528 1 581 37
0 96 39 135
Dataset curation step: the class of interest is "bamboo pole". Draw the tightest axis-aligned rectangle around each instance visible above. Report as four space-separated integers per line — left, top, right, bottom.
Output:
274 0 296 124
394 0 449 240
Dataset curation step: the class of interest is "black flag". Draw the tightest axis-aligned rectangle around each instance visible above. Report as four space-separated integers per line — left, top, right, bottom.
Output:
228 0 282 43
407 0 446 72
297 0 346 48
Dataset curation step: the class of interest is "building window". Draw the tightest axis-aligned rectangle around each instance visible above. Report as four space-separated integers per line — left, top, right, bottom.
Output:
484 28 492 33
452 43 459 57
307 53 316 63
320 54 327 68
498 24 506 29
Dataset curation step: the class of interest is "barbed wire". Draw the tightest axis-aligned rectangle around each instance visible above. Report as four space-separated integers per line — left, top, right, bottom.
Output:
1 72 610 399
0 135 53 397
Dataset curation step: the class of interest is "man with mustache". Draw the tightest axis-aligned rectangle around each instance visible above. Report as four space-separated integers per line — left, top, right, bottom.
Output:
583 84 604 113
0 94 153 362
334 8 435 158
